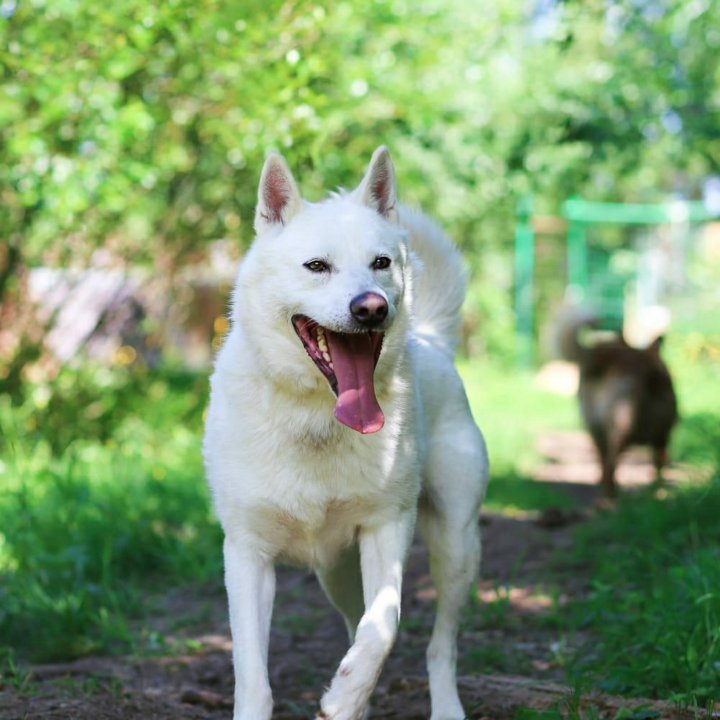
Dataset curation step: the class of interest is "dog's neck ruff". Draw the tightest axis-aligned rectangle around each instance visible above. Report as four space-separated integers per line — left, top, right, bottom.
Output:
292 315 385 434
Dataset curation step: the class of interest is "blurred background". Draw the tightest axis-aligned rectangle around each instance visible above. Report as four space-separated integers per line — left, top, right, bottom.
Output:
3 0 720 378
1 0 720 714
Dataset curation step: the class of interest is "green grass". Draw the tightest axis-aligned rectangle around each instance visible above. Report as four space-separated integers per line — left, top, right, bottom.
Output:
459 343 720 709
0 365 222 662
458 358 580 512
567 479 720 706
458 358 578 474
555 338 720 707
0 332 719 714
465 639 532 675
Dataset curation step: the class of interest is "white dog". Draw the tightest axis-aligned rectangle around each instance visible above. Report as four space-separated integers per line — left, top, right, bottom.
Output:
203 146 489 720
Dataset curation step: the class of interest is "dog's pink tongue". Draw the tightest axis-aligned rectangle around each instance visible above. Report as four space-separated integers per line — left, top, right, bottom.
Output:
326 332 384 434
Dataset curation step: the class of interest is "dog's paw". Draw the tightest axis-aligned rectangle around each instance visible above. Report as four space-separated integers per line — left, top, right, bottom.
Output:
317 678 372 720
232 688 273 720
316 705 371 720
315 707 370 720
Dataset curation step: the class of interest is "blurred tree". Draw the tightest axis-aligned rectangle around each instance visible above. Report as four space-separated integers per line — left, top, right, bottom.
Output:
0 0 718 370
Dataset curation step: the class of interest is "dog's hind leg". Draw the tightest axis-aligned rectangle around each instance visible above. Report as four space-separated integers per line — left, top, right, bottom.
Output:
599 447 619 498
588 422 619 499
599 399 634 498
418 430 487 720
652 446 669 487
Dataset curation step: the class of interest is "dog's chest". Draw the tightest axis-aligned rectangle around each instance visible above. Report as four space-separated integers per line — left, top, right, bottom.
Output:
248 491 392 567
242 434 414 566
206 366 420 567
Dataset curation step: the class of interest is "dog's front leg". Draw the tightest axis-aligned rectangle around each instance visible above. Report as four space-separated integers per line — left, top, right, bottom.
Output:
224 536 276 720
318 510 415 720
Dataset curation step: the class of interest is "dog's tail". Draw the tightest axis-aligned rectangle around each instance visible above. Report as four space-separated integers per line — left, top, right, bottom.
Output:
554 305 599 362
398 205 467 356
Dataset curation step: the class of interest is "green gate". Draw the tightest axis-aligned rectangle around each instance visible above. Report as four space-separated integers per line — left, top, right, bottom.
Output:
514 197 720 366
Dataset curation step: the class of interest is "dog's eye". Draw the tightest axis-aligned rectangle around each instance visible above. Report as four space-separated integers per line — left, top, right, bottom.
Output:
304 259 330 273
372 256 391 270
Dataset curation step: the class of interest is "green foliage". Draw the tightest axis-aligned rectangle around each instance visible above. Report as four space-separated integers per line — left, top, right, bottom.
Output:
665 344 720 472
3 0 720 358
465 639 530 675
568 480 720 707
514 704 657 720
2 362 208 455
0 366 220 661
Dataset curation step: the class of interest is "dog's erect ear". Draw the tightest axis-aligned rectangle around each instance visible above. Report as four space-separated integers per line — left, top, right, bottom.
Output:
254 152 304 234
354 145 398 222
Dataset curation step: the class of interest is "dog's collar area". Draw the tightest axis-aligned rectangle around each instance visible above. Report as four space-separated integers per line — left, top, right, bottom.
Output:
291 314 385 433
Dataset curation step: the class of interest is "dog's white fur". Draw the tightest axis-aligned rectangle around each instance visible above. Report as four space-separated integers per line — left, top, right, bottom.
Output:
203 147 489 720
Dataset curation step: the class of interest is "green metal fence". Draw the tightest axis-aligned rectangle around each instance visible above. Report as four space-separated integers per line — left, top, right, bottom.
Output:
514 197 720 366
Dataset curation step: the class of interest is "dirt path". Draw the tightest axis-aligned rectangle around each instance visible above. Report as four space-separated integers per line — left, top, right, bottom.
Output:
0 432 689 719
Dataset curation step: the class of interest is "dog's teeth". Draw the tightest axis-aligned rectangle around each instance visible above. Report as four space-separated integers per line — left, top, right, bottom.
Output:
322 351 331 363
328 361 334 370
318 336 328 352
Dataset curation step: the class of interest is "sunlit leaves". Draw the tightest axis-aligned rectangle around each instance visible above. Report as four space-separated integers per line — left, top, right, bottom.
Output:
2 0 718 356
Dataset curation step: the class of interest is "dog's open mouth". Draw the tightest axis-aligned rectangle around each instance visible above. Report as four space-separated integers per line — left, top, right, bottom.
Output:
292 314 385 434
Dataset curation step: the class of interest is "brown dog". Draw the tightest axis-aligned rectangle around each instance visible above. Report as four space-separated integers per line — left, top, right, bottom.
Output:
557 309 679 497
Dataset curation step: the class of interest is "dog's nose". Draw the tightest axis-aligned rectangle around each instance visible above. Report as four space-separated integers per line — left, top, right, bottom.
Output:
350 292 388 327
